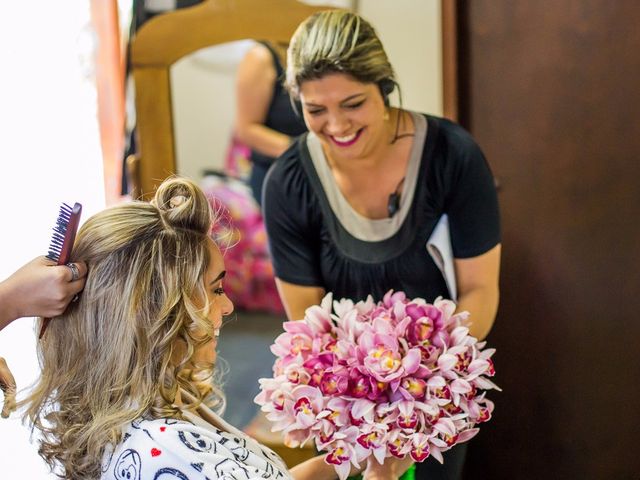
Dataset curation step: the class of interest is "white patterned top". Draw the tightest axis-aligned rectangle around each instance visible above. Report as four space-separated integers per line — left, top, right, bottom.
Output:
101 399 291 480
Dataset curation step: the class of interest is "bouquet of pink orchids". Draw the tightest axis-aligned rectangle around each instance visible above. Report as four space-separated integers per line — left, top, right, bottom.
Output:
255 291 499 480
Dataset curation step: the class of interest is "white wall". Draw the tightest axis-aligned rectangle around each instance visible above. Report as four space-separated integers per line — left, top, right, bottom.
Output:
0 2 106 477
171 0 443 178
358 0 443 115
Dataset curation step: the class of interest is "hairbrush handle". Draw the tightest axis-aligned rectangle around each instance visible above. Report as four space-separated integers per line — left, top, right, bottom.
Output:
39 203 82 339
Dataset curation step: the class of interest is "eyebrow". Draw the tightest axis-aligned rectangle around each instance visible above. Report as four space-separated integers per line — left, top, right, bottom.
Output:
209 270 226 285
303 93 366 108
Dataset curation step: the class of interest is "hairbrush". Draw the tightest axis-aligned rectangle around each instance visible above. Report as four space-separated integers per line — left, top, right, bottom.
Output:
39 202 82 339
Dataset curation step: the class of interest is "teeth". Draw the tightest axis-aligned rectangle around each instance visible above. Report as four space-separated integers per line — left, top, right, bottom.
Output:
214 328 220 338
333 132 357 143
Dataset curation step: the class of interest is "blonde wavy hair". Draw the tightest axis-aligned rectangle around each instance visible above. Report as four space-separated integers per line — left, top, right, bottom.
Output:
285 10 397 104
23 177 226 478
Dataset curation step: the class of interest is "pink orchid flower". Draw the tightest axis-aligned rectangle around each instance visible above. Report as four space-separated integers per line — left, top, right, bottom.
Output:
317 397 351 427
450 378 473 406
313 417 338 447
350 398 377 424
271 328 312 360
346 371 371 399
410 433 431 462
382 289 407 308
325 444 356 480
285 385 324 431
355 423 388 465
433 417 459 447
303 302 333 334
359 331 421 385
387 430 413 458
399 376 428 400
396 400 420 430
319 370 349 396
325 427 362 480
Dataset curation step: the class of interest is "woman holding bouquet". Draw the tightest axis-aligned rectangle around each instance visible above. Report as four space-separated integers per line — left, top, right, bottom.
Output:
262 10 501 480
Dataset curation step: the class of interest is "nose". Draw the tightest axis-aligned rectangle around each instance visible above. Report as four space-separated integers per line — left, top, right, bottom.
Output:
221 293 234 316
325 111 350 135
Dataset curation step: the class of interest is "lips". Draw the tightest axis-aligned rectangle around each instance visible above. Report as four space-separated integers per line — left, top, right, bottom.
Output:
329 128 363 147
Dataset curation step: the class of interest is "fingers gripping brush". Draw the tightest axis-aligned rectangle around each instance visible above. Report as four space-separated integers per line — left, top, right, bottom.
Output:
39 202 82 339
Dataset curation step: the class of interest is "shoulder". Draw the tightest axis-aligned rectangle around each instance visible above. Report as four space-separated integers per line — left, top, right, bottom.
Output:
426 115 485 164
237 43 277 84
101 417 222 479
264 136 313 201
242 43 275 68
101 417 194 479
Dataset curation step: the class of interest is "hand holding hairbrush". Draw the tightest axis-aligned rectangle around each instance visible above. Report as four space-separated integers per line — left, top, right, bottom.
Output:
39 202 82 339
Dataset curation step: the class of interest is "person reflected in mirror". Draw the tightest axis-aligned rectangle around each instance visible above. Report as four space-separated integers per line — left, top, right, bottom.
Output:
234 41 308 207
262 10 502 480
0 256 87 417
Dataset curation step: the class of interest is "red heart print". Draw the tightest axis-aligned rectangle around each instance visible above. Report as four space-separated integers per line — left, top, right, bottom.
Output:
151 448 161 457
160 427 166 432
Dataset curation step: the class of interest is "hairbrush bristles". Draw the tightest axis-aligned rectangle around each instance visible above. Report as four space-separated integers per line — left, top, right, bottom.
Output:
46 203 74 262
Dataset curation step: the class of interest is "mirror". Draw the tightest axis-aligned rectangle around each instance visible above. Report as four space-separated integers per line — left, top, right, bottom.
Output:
130 0 444 198
168 0 445 184
129 0 340 198
171 39 255 182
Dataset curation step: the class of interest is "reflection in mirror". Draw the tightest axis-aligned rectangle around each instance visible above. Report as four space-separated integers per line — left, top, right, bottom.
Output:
171 40 255 181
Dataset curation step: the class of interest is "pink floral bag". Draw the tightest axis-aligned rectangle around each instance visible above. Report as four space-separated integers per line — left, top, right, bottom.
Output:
202 173 284 315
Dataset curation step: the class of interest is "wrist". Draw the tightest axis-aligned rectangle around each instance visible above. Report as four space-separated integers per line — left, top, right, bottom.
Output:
0 280 19 330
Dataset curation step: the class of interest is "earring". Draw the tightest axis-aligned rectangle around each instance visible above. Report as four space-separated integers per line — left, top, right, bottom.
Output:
384 108 390 121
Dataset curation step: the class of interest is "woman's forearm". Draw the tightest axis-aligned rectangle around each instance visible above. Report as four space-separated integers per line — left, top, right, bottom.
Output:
456 285 499 340
234 122 292 159
454 244 501 340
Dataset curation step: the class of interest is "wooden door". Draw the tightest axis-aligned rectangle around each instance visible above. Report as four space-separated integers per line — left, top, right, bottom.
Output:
452 1 640 478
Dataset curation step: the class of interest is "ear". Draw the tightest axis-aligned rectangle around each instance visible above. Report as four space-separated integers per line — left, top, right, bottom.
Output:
378 79 395 106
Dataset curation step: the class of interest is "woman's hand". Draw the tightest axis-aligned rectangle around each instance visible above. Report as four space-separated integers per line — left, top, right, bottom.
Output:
363 455 414 480
0 256 88 330
289 454 359 480
0 356 16 418
0 256 88 418
274 278 325 321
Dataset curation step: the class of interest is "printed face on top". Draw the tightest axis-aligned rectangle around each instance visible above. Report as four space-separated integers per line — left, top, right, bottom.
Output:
299 73 389 164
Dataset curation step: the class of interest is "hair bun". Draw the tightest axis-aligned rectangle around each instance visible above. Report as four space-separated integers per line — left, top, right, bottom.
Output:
153 177 212 234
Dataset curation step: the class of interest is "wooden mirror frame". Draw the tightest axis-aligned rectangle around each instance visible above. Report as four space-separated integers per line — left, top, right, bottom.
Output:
129 0 334 199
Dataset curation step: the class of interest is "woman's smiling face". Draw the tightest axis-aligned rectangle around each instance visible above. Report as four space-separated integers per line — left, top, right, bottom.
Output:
299 73 388 163
195 237 234 365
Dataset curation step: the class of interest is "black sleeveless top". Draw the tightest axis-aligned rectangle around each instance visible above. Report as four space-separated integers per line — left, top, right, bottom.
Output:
250 41 307 168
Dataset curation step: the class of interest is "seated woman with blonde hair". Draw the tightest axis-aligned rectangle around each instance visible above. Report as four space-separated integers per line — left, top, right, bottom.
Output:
23 177 393 479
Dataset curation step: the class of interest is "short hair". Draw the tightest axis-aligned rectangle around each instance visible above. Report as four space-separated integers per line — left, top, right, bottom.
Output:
285 10 397 104
23 177 225 478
